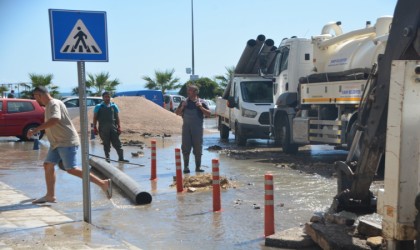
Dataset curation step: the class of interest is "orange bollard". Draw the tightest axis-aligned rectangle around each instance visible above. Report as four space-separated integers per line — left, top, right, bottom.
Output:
212 159 221 212
150 140 157 180
264 173 275 237
175 148 183 192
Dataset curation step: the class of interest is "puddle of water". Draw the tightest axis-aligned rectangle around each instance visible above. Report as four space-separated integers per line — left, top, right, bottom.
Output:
0 119 340 249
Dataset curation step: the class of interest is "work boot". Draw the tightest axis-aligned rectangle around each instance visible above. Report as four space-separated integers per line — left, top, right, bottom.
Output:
117 149 128 163
195 157 204 172
183 153 190 173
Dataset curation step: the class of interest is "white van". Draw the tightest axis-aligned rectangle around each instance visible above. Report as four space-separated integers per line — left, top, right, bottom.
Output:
216 75 274 146
163 94 185 112
62 96 102 119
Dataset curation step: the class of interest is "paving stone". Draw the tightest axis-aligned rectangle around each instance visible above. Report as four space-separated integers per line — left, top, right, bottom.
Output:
265 226 316 248
0 181 141 249
357 219 382 237
305 222 370 250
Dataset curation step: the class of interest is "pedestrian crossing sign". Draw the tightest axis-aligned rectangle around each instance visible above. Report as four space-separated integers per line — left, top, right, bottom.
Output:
49 9 108 62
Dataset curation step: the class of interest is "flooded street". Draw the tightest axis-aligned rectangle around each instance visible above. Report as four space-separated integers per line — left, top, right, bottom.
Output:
0 118 347 249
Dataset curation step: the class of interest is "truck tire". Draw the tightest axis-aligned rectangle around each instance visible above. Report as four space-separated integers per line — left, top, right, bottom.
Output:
275 115 298 154
219 117 229 139
235 124 247 146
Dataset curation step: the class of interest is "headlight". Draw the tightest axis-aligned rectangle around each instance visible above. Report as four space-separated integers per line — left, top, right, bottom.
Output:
242 108 257 118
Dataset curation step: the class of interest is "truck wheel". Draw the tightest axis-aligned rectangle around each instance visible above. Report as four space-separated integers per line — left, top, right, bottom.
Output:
235 124 247 146
219 117 229 139
276 116 298 154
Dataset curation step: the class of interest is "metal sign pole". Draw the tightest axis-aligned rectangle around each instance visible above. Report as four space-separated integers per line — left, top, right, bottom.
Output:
77 61 92 223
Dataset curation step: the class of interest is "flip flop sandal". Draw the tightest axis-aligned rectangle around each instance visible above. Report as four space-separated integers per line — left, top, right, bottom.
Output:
32 196 56 204
106 179 112 199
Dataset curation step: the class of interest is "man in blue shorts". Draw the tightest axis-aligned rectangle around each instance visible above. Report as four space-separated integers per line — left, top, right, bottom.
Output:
27 86 112 204
93 92 128 163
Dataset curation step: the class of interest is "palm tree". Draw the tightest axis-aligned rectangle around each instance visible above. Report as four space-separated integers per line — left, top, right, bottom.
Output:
0 85 8 98
86 72 120 96
18 83 32 99
214 66 235 89
142 69 181 94
71 86 93 96
27 73 59 98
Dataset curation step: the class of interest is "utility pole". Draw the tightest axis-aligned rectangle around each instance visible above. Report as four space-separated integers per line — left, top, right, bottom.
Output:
191 0 195 84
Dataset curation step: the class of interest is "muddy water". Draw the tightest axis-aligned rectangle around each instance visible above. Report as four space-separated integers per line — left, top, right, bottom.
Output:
0 118 344 249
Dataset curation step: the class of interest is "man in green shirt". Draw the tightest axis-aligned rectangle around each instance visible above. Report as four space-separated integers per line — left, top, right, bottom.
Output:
93 92 128 163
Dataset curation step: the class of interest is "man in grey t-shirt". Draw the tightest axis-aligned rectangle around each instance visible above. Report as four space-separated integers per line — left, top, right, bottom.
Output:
27 86 112 203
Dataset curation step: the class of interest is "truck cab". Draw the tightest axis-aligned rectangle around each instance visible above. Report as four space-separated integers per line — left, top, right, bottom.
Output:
269 38 313 152
272 38 313 106
217 75 274 146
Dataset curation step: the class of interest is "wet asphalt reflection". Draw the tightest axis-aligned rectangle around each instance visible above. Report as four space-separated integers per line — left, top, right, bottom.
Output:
0 118 345 249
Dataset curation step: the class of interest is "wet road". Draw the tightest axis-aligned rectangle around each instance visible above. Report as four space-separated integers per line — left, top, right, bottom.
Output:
0 118 346 249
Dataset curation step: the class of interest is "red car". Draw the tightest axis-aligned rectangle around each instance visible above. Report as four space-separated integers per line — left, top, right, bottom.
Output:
0 98 45 141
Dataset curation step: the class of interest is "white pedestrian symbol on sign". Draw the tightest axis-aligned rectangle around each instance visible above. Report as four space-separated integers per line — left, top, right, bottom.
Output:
60 19 102 54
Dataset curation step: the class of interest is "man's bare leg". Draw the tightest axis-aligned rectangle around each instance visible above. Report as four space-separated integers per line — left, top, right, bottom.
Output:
67 167 111 194
32 162 57 203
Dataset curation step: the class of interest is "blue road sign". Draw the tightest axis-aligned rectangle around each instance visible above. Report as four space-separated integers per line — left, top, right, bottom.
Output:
49 9 108 62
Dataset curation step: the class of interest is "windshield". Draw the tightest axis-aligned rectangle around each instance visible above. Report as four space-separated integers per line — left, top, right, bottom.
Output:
240 81 273 103
273 46 289 76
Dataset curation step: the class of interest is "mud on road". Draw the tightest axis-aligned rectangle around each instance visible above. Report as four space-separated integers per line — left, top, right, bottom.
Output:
211 144 348 178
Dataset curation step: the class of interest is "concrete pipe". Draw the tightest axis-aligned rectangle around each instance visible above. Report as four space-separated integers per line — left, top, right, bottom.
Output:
234 39 257 74
253 39 275 74
243 34 266 74
89 157 152 205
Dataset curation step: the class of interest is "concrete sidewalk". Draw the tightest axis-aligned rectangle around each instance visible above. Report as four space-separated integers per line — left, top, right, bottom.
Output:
0 181 140 249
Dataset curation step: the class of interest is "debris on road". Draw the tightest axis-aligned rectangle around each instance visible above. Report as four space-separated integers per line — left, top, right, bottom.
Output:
171 173 234 190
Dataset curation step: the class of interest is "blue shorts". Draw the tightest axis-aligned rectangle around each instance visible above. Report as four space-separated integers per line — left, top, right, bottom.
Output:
45 146 79 171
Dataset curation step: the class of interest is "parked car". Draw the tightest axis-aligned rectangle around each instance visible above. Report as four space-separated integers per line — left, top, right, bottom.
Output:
164 94 185 112
62 96 103 119
203 99 216 117
113 90 164 107
0 98 45 141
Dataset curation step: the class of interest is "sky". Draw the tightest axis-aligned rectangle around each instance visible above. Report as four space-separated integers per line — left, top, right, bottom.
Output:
0 0 397 93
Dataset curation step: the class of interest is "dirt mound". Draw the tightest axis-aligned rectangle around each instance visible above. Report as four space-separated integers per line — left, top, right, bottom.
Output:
72 96 183 140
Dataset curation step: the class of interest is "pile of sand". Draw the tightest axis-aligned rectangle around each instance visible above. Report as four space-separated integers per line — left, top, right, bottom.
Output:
72 96 183 140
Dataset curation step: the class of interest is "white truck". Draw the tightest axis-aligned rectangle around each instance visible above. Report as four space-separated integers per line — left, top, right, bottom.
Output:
216 74 274 146
263 16 392 153
217 35 276 146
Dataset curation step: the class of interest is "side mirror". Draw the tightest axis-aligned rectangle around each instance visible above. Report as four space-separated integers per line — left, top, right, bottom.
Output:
227 96 235 108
